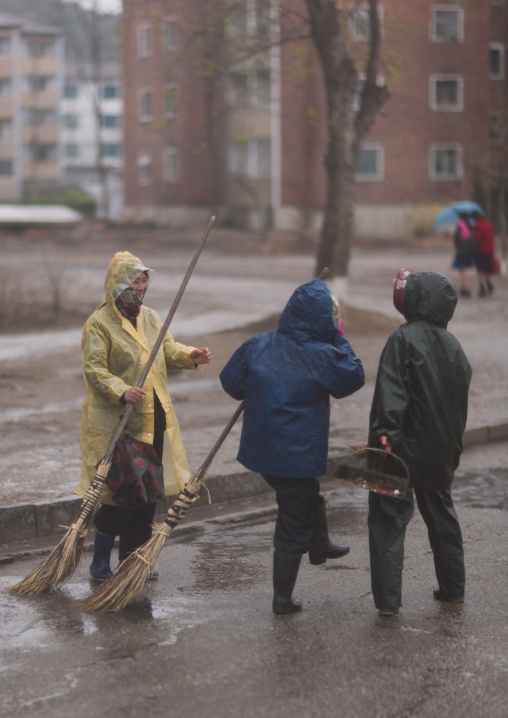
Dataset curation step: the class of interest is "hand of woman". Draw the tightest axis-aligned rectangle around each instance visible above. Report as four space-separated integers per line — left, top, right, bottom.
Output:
379 435 392 453
190 347 212 365
123 386 147 404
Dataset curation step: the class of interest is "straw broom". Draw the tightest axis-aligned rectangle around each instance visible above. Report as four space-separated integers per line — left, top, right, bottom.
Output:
80 401 245 612
4 216 216 596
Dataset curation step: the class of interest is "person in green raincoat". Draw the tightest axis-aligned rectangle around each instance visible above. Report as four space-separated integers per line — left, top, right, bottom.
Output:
75 251 211 580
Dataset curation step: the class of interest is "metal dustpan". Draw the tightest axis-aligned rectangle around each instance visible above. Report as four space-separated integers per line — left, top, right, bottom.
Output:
334 447 409 499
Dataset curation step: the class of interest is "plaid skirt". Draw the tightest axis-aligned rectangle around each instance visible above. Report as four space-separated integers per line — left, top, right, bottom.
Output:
102 435 164 508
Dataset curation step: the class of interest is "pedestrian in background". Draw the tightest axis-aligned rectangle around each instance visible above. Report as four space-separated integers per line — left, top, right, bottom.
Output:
472 211 496 297
368 269 471 617
76 251 211 581
220 279 364 614
452 212 476 297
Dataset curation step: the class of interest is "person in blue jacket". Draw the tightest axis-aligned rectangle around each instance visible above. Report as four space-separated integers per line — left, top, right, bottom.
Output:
220 279 365 614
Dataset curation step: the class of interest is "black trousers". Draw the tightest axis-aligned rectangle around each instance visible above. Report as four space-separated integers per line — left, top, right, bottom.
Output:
368 488 465 609
263 474 324 555
94 502 157 561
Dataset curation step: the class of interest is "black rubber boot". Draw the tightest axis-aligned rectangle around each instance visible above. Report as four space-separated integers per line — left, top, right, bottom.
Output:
272 551 302 615
89 530 115 581
308 503 350 565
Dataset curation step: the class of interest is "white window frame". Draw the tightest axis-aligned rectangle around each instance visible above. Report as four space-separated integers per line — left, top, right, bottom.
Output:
429 143 463 181
430 6 464 43
138 88 153 123
349 3 384 42
138 24 153 58
164 84 178 118
137 153 153 185
228 138 272 178
489 43 505 80
429 74 464 112
163 147 179 183
163 17 176 51
356 144 384 181
489 110 504 146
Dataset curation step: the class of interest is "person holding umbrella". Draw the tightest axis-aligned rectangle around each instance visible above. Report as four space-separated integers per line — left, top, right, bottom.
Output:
471 211 496 297
75 251 211 581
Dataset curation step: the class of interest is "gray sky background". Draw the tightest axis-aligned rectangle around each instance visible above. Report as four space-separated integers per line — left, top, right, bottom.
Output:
66 0 121 13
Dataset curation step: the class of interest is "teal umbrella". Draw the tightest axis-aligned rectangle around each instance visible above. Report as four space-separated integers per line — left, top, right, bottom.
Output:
434 201 484 229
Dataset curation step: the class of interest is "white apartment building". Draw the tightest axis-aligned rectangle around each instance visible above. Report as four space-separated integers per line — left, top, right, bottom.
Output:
61 61 123 219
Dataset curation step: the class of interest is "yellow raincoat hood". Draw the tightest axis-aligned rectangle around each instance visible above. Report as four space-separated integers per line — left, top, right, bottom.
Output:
75 252 202 504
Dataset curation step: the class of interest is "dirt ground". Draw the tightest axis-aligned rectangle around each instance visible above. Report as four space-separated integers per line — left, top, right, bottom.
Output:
0 225 401 507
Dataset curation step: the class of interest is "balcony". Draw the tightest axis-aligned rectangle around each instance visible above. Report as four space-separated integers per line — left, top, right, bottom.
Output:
21 162 61 181
21 125 59 143
20 57 59 75
20 90 59 110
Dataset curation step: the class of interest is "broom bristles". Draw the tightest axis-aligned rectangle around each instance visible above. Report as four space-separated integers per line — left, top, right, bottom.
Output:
79 526 171 612
3 523 87 595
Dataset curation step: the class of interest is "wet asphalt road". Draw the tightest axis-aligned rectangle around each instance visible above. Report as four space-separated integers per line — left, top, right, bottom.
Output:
1 442 507 718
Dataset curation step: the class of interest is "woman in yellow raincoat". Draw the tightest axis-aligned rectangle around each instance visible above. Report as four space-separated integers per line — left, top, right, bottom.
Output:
75 251 211 580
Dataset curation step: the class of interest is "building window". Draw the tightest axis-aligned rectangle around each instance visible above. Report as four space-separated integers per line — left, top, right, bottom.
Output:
229 72 249 108
228 138 271 177
164 85 177 118
138 24 152 58
229 140 248 174
64 83 79 99
139 89 152 122
430 7 463 42
253 68 271 106
0 78 11 96
63 114 79 129
0 160 13 176
489 110 504 145
0 36 11 54
0 119 12 139
349 4 383 41
138 153 152 185
430 144 463 180
356 144 384 181
430 75 463 111
25 40 55 57
32 144 57 162
489 43 505 80
163 18 176 50
65 143 79 159
163 148 178 183
102 83 120 100
24 109 57 125
101 143 121 158
101 115 121 129
25 75 55 92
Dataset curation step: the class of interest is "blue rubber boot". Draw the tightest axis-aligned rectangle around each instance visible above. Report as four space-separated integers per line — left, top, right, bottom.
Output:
89 531 115 581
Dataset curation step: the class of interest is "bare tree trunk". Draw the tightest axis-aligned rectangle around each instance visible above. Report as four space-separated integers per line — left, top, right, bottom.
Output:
305 0 388 281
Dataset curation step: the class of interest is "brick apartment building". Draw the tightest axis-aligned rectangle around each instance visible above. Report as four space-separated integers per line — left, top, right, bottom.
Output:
122 1 508 238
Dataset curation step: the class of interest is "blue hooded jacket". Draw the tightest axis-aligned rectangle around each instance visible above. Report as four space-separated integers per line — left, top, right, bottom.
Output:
220 279 365 478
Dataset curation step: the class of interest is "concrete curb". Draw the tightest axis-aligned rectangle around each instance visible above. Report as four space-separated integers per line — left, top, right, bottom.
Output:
1 421 507 553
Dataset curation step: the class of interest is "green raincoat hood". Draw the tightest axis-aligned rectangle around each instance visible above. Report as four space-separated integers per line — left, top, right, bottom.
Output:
403 271 457 328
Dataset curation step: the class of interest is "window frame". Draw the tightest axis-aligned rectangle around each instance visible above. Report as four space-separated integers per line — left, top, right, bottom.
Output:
162 17 177 51
163 147 179 183
164 84 178 119
429 74 464 112
138 23 153 58
349 3 384 42
356 143 384 182
137 152 153 185
430 5 464 43
429 143 463 181
489 43 505 80
138 88 153 123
